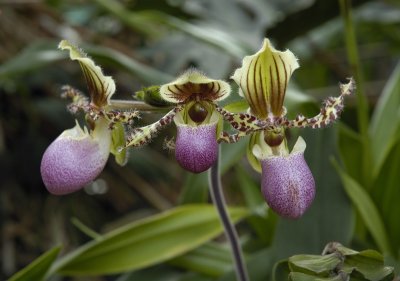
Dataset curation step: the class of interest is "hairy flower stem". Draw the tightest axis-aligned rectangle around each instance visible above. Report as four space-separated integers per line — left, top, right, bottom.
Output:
208 149 249 281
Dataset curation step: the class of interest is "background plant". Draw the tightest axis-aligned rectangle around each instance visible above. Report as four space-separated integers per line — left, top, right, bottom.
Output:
1 0 399 280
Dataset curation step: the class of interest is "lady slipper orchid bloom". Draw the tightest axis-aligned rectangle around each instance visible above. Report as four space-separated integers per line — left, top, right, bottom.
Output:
124 69 230 173
41 40 136 195
216 38 354 218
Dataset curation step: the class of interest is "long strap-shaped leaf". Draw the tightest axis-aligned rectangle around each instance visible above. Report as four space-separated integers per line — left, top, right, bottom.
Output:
49 204 248 276
333 160 391 254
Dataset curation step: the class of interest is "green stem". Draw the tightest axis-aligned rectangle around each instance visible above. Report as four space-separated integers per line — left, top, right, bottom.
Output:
208 148 249 281
339 0 372 186
109 99 171 112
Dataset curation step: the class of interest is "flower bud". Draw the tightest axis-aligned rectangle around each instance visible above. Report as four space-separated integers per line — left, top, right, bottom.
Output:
254 136 315 219
40 121 111 195
174 110 219 173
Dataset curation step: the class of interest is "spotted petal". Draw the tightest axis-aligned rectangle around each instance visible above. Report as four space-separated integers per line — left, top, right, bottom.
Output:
232 38 299 118
59 40 116 107
159 69 231 103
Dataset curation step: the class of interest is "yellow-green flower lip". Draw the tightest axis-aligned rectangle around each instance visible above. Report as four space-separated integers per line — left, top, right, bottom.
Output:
232 38 299 119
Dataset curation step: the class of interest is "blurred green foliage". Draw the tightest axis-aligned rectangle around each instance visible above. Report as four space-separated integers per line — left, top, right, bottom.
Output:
1 0 400 280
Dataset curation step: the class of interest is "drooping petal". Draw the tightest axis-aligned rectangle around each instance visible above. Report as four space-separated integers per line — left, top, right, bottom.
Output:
159 69 231 103
59 40 116 107
232 38 299 118
174 110 219 173
280 78 356 129
40 120 111 195
259 137 315 219
124 105 184 149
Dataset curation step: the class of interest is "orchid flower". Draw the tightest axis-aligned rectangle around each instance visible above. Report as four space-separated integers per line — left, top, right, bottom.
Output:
41 40 138 195
41 38 353 216
123 69 230 173
217 39 354 219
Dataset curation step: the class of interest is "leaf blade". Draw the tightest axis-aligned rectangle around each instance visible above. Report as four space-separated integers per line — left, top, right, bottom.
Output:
8 246 61 281
333 161 391 253
52 204 248 275
369 61 400 177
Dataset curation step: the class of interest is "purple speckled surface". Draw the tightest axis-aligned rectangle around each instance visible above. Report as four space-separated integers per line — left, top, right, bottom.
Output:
175 123 218 173
261 151 315 219
40 135 109 195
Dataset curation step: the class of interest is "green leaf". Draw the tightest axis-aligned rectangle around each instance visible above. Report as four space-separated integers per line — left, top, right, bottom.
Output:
288 254 341 276
220 141 247 174
179 173 209 204
8 246 61 281
234 166 265 210
369 61 400 177
272 259 291 281
289 272 345 281
371 139 400 255
0 41 64 77
115 265 183 281
169 242 233 277
93 0 248 58
333 161 391 254
284 245 393 281
233 165 275 245
343 250 394 281
51 204 248 275
84 44 172 84
70 217 101 240
0 39 172 85
337 123 364 183
218 249 273 281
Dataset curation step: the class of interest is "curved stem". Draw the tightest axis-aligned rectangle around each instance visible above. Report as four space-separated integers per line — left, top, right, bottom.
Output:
208 148 249 281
